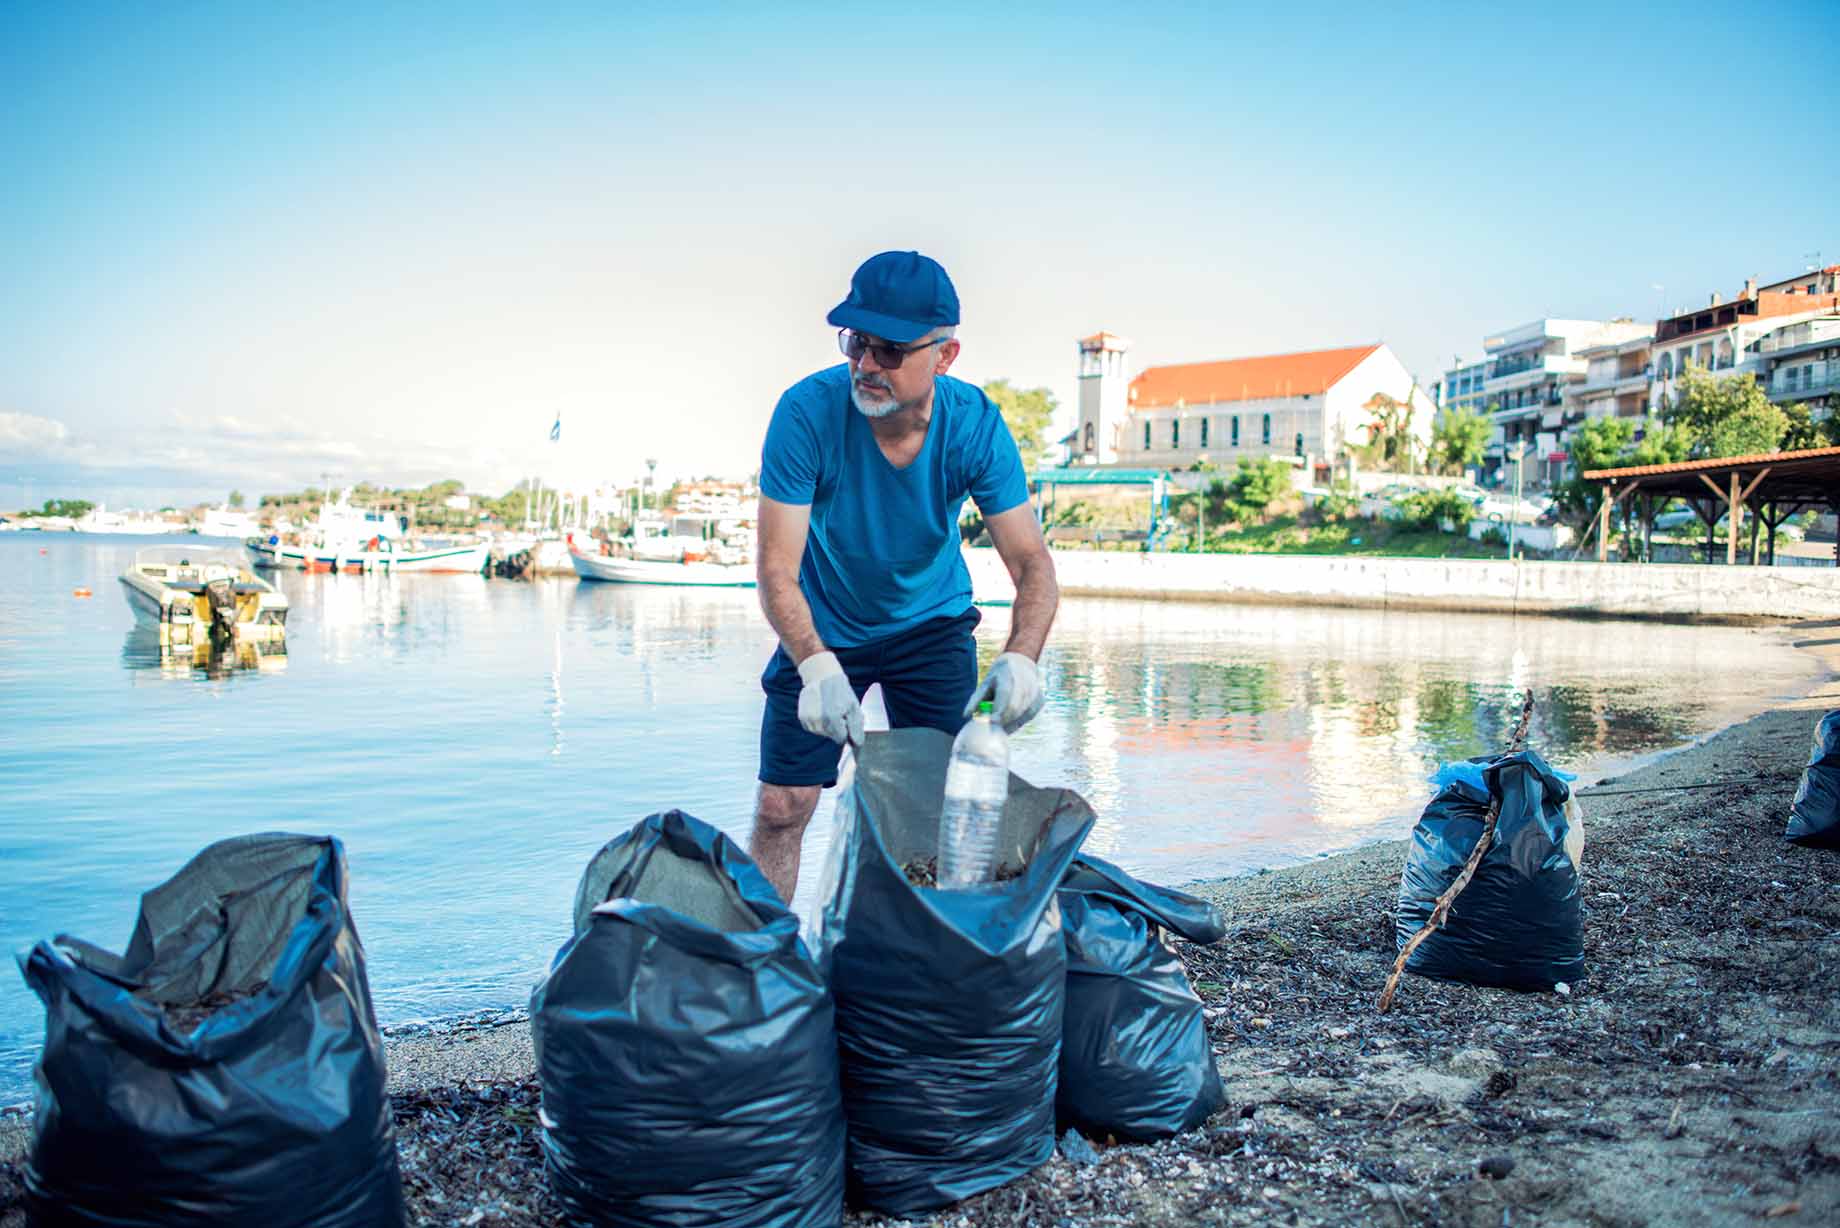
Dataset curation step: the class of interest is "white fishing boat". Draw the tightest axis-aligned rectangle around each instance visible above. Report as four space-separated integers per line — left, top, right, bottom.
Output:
197 505 260 538
250 537 492 574
568 515 755 587
248 489 490 574
77 505 181 535
569 548 756 587
120 546 289 650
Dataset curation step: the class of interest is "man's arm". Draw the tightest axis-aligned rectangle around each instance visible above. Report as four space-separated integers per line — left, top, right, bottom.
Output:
756 495 826 662
984 502 1058 660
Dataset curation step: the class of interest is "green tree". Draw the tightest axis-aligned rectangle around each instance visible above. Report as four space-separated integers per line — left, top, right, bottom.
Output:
40 498 94 519
982 379 1057 472
228 489 245 508
1429 405 1490 475
1778 400 1840 451
1666 365 1789 458
1553 417 1636 525
1358 392 1416 472
1628 418 1693 468
1221 457 1294 522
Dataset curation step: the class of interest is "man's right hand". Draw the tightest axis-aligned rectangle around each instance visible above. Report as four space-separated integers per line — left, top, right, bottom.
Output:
796 651 864 746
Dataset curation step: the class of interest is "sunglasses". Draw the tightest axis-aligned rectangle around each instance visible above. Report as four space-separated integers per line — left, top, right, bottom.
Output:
838 329 950 369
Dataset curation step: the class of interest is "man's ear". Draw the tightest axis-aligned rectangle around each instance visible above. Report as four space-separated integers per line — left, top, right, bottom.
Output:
932 340 961 375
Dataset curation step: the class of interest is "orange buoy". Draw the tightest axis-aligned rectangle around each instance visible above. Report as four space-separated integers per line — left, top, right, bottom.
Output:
73 587 92 598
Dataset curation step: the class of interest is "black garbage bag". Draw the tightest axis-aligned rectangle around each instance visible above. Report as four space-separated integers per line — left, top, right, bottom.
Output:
811 728 1096 1215
1787 709 1840 849
1056 855 1227 1141
17 833 404 1228
1397 750 1585 992
530 810 844 1228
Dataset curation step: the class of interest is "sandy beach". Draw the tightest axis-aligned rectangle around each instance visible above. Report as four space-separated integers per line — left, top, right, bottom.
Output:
5 622 1837 1226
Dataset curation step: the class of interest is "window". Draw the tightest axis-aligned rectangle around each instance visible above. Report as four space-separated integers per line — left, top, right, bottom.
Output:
1144 421 1151 450
1172 419 1181 448
1659 352 1673 379
1083 422 1094 453
1231 416 1240 446
1294 432 1304 457
1200 417 1210 448
1261 413 1271 445
1716 337 1734 369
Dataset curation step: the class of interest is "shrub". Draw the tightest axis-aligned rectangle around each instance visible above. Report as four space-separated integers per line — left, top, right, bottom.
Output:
1314 490 1359 523
1397 488 1474 531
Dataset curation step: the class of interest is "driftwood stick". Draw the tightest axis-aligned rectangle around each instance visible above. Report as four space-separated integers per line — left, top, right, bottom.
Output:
1378 689 1534 1013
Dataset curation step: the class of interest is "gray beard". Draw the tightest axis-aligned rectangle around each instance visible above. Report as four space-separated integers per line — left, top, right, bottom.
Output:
850 379 902 418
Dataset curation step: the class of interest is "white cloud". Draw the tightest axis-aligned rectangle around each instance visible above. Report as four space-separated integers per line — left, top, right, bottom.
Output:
0 406 531 504
0 411 73 454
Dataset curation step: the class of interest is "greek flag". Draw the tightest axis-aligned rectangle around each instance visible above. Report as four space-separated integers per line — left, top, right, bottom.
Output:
549 414 561 442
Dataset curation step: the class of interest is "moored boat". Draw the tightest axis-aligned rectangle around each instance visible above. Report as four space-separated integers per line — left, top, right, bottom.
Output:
567 514 755 587
568 547 756 587
247 489 490 573
248 538 492 573
120 547 289 650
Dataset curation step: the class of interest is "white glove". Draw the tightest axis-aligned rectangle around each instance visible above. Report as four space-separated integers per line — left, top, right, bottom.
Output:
797 651 864 746
965 652 1045 734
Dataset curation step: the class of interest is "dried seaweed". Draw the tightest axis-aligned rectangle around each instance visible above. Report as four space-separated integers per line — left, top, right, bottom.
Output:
158 982 270 1033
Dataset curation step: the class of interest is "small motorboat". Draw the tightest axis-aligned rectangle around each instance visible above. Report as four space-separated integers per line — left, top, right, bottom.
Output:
568 547 757 587
120 546 290 651
567 515 756 587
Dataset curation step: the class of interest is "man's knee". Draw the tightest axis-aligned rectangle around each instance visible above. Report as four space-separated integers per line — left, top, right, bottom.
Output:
754 783 821 835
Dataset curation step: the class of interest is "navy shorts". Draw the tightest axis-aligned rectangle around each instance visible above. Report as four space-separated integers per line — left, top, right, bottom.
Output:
759 608 982 788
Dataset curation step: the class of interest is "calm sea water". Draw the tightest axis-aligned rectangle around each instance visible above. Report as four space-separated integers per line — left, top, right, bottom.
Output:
0 533 1818 1100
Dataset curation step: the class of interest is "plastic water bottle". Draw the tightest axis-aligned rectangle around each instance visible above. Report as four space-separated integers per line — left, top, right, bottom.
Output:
938 701 1009 888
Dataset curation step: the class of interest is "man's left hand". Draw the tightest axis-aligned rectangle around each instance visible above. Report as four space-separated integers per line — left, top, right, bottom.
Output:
965 652 1044 734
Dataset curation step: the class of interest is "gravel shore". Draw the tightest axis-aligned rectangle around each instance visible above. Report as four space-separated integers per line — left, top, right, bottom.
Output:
6 624 1837 1226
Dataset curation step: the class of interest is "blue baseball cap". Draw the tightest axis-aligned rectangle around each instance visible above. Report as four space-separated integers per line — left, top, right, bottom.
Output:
826 251 960 344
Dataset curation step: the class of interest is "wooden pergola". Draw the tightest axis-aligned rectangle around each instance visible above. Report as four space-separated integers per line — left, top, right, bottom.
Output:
1581 445 1840 566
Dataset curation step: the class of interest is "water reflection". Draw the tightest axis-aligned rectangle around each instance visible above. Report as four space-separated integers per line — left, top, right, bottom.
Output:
121 625 288 681
987 599 1812 879
2 532 1821 1104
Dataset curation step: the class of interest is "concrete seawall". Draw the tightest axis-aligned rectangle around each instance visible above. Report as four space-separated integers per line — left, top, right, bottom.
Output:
964 547 1838 622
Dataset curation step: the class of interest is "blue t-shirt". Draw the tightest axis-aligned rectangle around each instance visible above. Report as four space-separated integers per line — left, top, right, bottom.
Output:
759 364 1030 648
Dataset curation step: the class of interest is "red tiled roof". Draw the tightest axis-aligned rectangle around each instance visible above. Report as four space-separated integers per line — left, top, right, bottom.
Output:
1582 445 1840 480
1079 331 1129 348
1129 344 1380 407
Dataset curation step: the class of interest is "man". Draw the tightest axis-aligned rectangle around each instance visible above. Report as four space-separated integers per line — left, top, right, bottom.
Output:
749 250 1060 901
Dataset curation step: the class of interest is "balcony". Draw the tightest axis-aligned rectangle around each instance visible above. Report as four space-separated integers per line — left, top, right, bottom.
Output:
1768 373 1840 403
1572 368 1651 397
1760 327 1840 358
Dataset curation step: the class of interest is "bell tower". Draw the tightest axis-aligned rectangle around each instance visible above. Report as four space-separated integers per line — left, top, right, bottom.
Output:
1076 331 1129 465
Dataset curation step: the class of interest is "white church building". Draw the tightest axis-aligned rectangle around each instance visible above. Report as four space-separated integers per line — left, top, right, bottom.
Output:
1070 332 1436 481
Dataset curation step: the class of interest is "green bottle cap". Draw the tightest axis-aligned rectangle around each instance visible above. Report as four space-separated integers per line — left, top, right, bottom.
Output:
978 700 994 715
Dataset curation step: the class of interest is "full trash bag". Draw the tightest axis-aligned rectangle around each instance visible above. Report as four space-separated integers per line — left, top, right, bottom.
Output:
1056 856 1227 1141
530 810 844 1228
1787 709 1840 849
1397 749 1585 992
17 833 405 1228
812 728 1096 1215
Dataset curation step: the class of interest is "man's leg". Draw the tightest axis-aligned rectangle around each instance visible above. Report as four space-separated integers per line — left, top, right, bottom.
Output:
877 609 982 735
750 644 864 901
751 782 821 902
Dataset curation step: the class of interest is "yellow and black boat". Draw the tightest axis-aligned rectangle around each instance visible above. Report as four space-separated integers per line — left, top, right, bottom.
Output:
119 547 289 651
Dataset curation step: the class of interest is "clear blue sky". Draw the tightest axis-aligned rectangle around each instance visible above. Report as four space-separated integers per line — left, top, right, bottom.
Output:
3 0 1835 508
